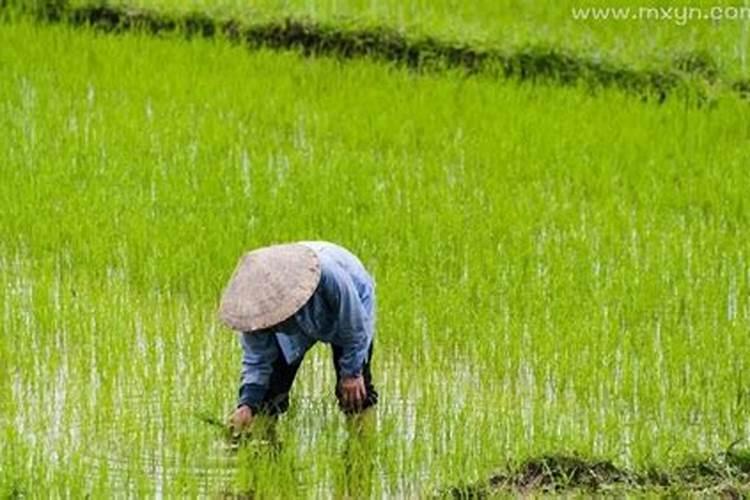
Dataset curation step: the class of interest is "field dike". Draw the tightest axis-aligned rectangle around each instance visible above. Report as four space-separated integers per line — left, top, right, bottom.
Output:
4 0 750 104
445 449 750 498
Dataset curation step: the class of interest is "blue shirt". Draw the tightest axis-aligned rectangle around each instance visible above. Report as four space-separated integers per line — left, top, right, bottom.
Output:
238 241 375 408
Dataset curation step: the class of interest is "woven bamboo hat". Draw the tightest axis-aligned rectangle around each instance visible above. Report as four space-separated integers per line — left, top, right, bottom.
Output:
219 243 321 332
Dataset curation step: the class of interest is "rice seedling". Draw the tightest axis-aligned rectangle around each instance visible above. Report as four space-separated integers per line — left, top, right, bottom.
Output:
1 14 749 497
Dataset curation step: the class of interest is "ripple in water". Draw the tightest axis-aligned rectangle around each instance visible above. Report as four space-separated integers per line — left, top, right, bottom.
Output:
75 392 241 496
74 391 422 496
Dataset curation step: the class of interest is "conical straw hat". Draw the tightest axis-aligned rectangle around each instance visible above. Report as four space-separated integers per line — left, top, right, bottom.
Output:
219 243 321 332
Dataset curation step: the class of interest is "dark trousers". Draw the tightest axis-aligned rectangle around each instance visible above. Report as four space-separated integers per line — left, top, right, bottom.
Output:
255 340 378 416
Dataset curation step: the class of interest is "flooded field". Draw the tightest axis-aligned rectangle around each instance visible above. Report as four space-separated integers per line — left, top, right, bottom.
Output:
1 12 750 497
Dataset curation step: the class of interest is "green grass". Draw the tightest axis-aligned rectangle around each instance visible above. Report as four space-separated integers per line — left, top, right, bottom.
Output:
1 18 750 497
66 0 750 79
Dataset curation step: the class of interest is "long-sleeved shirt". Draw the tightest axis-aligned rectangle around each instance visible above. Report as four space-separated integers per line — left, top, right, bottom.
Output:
238 241 375 408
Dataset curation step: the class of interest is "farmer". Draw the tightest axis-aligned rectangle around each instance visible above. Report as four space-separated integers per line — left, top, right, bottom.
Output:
219 241 378 432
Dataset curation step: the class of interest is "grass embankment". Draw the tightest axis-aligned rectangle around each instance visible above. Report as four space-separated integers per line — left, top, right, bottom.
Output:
1 15 749 498
65 0 750 81
448 450 750 497
5 0 749 102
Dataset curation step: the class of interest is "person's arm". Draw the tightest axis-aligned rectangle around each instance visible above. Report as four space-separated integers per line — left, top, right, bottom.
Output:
319 265 370 378
237 330 278 411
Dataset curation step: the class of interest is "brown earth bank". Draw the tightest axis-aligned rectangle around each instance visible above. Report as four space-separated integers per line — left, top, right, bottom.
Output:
445 449 750 498
4 0 750 105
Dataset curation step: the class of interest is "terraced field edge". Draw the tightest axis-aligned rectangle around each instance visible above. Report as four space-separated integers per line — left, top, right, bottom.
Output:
4 0 750 104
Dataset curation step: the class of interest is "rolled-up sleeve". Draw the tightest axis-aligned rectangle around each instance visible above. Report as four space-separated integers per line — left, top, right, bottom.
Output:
237 331 278 409
319 265 371 378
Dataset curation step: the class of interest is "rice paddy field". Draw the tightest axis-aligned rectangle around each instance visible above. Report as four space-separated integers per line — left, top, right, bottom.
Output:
2 1 750 498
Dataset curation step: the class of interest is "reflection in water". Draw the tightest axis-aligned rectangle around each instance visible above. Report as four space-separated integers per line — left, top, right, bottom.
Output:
338 408 377 499
74 393 237 496
68 388 427 497
2 255 443 497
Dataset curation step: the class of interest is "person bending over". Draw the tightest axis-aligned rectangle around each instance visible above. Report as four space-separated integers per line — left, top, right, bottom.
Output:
219 241 378 431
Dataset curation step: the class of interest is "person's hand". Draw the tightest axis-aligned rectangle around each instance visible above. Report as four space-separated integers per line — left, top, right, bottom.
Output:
340 375 366 407
228 405 253 433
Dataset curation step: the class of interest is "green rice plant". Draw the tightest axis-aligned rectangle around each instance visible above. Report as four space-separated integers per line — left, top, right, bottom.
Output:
0 17 749 496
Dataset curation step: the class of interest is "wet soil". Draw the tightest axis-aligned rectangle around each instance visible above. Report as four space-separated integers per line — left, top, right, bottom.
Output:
446 449 750 498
